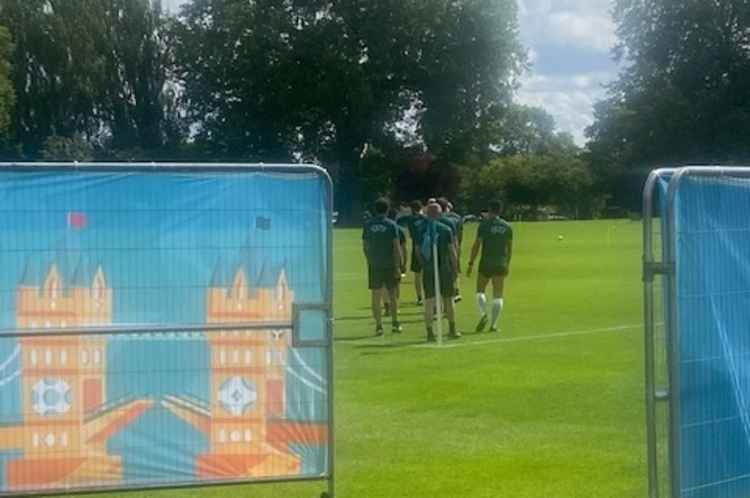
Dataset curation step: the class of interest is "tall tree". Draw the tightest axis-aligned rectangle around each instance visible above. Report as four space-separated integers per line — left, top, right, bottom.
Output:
1 0 108 155
0 25 14 143
0 0 180 158
587 0 750 209
100 0 183 154
172 0 524 219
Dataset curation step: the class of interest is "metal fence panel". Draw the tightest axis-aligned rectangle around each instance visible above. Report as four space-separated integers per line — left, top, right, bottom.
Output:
0 163 334 497
644 169 676 498
647 166 750 498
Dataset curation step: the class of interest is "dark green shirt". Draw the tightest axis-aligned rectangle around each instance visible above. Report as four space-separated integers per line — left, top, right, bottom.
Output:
405 214 428 243
397 224 407 246
423 221 455 274
445 211 464 244
437 215 457 238
478 217 513 269
362 216 400 269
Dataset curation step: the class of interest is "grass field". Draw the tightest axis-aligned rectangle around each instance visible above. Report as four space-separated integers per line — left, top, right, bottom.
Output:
68 219 646 498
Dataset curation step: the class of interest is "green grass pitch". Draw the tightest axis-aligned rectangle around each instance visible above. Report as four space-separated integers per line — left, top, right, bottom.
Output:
67 219 646 498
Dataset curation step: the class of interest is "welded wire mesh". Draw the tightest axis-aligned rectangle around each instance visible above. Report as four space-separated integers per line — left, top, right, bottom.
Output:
650 170 750 498
0 165 332 495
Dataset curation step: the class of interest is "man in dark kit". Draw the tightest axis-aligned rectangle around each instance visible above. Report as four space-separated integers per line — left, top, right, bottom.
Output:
467 200 513 333
362 198 404 336
419 202 460 342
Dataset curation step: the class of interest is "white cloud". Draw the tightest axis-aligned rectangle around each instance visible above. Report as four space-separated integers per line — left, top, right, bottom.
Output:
519 0 617 54
547 11 616 53
516 0 619 144
163 0 188 12
516 71 615 145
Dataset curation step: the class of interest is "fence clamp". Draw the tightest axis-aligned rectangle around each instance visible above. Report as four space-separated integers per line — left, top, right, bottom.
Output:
643 261 675 283
655 389 670 402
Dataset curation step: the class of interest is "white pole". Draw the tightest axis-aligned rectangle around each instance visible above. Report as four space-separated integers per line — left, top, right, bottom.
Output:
433 238 443 346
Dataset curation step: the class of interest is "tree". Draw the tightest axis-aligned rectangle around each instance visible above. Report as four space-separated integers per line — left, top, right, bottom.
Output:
1 0 108 156
99 0 184 155
0 25 14 143
172 0 524 220
587 0 750 209
0 0 180 158
492 104 577 157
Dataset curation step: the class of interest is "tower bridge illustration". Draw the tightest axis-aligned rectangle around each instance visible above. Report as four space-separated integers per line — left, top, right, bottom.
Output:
0 246 328 491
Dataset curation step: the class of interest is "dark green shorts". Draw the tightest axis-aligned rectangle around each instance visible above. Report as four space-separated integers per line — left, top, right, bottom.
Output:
423 270 456 299
479 265 508 278
410 249 423 273
368 266 400 290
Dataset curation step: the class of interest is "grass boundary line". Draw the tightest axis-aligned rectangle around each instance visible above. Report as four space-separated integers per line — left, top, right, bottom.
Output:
412 323 643 349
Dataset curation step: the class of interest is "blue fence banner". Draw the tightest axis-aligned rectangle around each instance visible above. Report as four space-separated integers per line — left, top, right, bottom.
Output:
0 164 333 495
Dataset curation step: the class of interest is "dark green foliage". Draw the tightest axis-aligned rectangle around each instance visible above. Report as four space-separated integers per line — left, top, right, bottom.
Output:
0 25 14 142
587 0 750 209
171 0 524 218
0 0 181 158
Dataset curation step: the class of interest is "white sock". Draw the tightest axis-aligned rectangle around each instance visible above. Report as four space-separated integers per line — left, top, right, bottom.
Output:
476 293 487 316
491 298 504 328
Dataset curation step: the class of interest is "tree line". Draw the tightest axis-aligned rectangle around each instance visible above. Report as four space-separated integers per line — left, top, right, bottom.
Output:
0 0 748 220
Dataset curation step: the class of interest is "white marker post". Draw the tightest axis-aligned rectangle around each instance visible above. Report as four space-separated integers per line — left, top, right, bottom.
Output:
433 236 443 346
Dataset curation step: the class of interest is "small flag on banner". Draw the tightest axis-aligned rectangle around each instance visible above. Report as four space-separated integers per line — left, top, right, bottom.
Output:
67 212 88 230
256 216 272 230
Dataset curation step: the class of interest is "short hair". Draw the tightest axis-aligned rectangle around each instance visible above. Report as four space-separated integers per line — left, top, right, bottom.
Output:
373 198 390 215
489 200 502 214
425 202 442 218
436 197 450 211
410 200 423 212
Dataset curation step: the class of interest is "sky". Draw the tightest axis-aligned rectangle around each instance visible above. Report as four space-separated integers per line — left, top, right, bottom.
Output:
516 0 620 145
164 0 620 146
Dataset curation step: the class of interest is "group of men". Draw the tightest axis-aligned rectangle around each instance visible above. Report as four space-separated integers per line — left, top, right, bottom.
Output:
362 197 513 342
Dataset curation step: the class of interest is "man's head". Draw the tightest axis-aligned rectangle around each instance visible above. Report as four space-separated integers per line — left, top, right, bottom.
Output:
489 200 502 216
436 197 450 213
373 197 390 216
410 200 423 214
425 202 443 220
427 197 437 204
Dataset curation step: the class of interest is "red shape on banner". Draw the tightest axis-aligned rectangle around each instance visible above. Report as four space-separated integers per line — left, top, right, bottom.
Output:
67 212 88 230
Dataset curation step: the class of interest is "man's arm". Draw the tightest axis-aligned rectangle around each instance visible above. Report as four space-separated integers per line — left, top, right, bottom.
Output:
398 239 406 273
467 237 482 276
506 239 513 268
392 238 402 276
449 243 458 274
362 226 369 261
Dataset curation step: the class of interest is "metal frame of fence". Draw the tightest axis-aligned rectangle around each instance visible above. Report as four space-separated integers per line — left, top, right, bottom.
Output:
644 165 750 498
0 162 336 498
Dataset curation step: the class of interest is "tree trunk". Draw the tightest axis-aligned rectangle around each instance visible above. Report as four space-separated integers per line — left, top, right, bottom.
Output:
334 138 364 225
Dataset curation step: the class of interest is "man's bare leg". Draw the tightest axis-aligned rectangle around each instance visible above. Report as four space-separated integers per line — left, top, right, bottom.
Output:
489 275 506 332
414 271 424 304
424 297 436 341
388 286 401 333
444 296 460 338
371 288 384 335
475 273 490 332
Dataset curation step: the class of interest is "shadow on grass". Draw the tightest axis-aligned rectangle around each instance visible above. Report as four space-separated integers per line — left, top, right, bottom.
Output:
354 339 425 350
334 335 379 342
335 315 370 322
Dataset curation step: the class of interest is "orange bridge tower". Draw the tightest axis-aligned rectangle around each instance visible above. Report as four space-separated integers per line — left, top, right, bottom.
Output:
164 261 303 477
0 259 153 491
